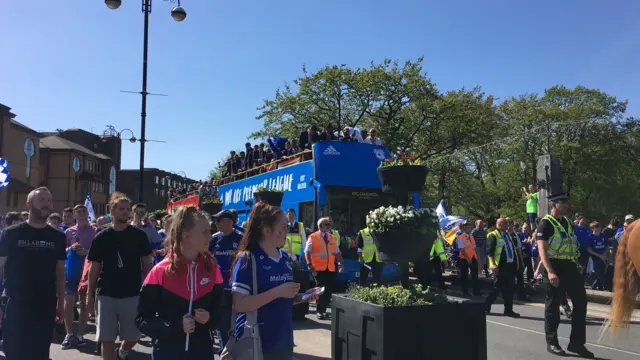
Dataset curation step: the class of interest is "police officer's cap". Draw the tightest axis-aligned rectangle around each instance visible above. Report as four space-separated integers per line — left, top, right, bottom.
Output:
214 210 234 222
548 192 569 202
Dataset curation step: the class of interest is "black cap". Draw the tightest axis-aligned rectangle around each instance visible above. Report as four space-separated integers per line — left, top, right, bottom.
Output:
287 208 296 213
548 192 569 202
214 210 234 222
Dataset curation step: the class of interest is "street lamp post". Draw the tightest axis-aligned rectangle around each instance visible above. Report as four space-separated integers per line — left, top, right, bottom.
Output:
104 0 186 203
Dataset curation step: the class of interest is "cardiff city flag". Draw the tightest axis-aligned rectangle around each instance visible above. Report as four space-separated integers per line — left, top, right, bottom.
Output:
0 158 10 190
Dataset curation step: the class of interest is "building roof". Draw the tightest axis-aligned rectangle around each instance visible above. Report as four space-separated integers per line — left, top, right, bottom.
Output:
10 119 42 137
40 135 111 160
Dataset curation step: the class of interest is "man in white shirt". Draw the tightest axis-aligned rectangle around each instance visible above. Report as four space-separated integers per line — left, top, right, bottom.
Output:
364 128 382 145
304 217 343 319
341 127 363 143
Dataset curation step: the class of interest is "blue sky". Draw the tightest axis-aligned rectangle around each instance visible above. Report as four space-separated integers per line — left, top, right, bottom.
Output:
1 0 638 180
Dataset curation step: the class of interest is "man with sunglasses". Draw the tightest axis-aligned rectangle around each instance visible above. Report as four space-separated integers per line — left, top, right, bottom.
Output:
304 217 343 320
536 193 593 358
131 203 163 247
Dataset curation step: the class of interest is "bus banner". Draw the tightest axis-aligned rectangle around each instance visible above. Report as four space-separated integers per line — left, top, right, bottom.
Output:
219 161 314 211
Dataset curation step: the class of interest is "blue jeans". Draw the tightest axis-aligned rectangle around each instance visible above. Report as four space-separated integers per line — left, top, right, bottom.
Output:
152 344 213 360
216 290 233 354
527 213 537 227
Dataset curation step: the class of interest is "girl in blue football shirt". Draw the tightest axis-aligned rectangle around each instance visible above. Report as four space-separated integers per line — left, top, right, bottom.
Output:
231 202 321 360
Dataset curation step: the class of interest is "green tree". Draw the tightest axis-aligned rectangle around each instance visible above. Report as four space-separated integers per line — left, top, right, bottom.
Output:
251 58 440 155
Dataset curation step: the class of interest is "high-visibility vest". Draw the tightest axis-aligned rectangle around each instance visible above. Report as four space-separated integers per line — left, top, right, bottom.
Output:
285 222 305 258
488 230 519 267
308 231 338 272
456 232 477 260
332 230 341 247
360 228 382 263
431 238 447 261
544 214 578 260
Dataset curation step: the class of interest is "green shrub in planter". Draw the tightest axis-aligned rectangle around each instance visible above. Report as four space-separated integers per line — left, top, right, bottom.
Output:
345 284 449 307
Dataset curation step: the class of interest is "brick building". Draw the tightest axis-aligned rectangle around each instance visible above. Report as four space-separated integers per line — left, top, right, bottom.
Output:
0 103 121 216
40 135 118 215
118 168 196 211
0 104 46 214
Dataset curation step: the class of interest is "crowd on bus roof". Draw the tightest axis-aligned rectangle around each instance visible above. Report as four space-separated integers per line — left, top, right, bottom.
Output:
220 125 383 179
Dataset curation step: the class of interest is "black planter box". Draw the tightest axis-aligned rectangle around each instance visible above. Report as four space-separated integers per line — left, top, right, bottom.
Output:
253 191 284 207
200 202 222 215
372 228 434 264
332 295 487 360
377 165 428 193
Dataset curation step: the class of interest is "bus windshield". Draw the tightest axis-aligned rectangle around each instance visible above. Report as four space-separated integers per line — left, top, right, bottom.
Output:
327 189 397 237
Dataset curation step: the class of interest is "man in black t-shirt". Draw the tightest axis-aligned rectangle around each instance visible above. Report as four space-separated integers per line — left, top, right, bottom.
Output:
0 187 66 360
536 193 593 358
87 193 152 360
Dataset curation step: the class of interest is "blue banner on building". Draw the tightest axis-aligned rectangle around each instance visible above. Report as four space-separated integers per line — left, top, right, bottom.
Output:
313 141 391 189
220 161 315 211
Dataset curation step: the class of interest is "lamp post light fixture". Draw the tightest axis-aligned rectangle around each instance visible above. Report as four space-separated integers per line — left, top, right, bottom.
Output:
104 0 186 203
105 0 122 10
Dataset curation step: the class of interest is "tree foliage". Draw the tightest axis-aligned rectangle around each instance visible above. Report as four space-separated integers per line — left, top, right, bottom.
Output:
218 58 640 223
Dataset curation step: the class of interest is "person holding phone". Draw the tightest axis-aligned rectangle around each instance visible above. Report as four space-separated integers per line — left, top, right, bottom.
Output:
136 206 224 359
231 202 321 360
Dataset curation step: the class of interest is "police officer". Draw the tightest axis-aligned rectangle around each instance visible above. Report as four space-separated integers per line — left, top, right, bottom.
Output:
356 227 383 286
285 208 306 262
485 218 520 317
415 234 447 290
537 193 593 358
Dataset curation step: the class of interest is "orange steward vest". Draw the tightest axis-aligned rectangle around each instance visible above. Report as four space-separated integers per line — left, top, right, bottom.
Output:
457 232 478 260
309 231 338 272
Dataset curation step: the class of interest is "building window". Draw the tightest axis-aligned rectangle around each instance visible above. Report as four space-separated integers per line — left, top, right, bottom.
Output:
96 163 101 173
155 176 159 184
5 191 10 207
155 188 158 196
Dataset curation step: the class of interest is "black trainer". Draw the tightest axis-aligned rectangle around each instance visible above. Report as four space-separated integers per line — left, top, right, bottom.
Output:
76 334 86 348
61 334 75 350
547 344 566 356
567 344 595 359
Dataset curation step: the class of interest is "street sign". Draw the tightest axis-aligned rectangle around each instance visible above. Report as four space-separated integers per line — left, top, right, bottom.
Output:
23 138 35 178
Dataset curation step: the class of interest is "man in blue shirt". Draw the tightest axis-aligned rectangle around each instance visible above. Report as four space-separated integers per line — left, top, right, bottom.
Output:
574 216 591 275
210 210 242 354
587 221 608 291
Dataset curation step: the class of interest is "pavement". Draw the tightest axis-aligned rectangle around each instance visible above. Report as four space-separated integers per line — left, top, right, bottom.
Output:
439 271 639 307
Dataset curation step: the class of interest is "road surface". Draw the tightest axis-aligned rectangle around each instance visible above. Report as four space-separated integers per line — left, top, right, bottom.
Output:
1 298 637 359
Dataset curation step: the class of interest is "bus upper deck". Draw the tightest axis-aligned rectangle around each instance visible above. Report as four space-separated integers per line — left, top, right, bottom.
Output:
218 141 399 240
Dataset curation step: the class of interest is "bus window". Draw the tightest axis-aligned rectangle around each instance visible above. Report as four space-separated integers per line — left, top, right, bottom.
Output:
299 201 314 234
327 189 396 237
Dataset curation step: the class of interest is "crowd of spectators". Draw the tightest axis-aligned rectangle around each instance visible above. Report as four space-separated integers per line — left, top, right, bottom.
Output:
219 125 383 181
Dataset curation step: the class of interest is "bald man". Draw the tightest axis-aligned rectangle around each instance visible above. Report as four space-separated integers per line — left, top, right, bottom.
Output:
485 218 520 317
0 187 67 359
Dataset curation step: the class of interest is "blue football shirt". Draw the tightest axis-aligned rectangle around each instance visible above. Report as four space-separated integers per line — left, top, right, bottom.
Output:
231 246 294 351
588 233 607 255
210 230 242 289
